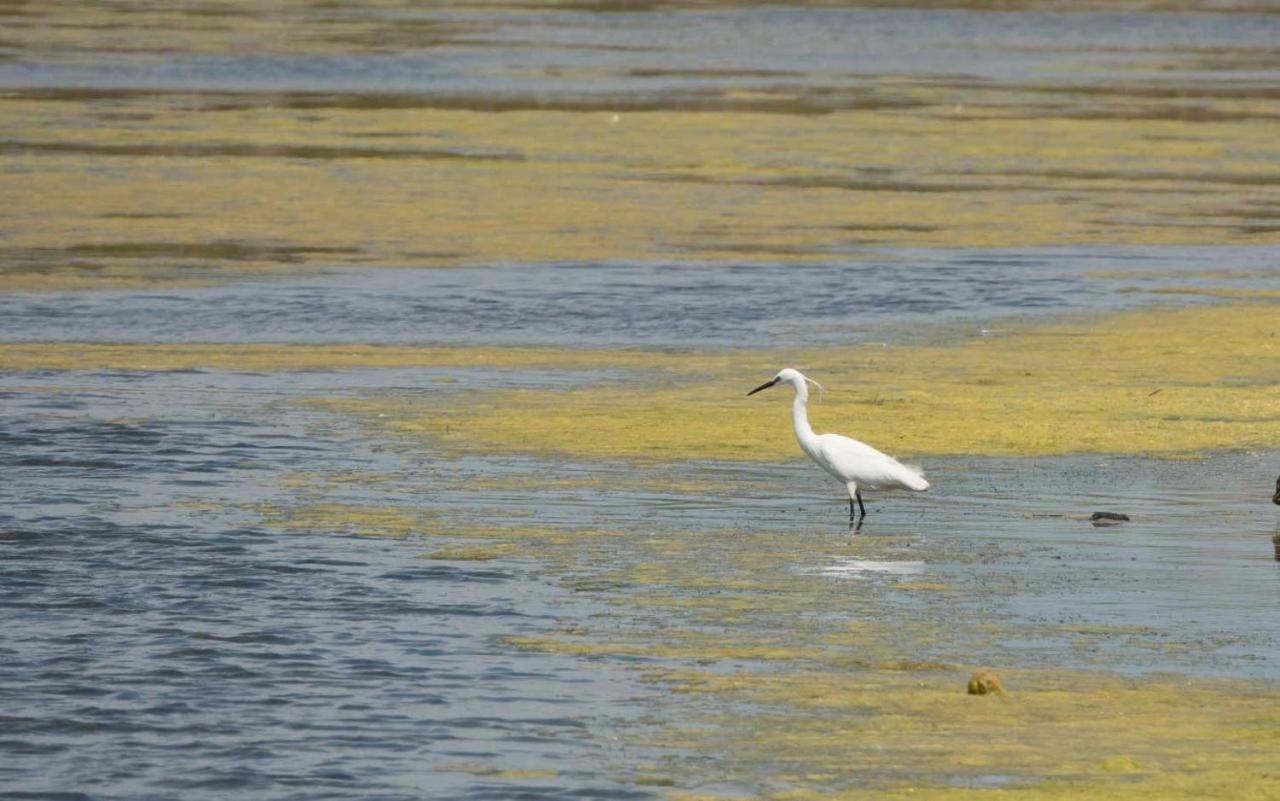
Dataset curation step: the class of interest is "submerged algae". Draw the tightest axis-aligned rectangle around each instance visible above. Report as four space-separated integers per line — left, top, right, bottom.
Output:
255 502 429 538
422 544 519 561
254 394 1280 797
656 670 1280 800
421 503 1280 800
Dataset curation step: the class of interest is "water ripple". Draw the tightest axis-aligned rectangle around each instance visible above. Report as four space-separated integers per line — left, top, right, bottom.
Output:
0 387 661 800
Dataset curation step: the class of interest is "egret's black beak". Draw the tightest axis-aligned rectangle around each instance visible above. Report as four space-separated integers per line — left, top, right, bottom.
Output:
747 378 779 396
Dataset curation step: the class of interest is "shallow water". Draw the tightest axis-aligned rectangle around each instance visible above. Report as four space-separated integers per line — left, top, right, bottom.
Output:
3 2 1280 799
4 353 1279 797
1 371 667 800
6 360 1280 799
5 4 1278 97
2 246 1277 347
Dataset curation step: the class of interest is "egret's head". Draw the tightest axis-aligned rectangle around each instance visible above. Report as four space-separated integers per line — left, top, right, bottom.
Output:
747 368 821 399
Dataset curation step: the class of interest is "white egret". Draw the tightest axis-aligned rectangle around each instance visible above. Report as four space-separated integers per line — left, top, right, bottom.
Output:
748 368 928 526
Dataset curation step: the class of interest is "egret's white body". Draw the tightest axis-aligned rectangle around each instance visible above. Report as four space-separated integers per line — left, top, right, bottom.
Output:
748 368 928 524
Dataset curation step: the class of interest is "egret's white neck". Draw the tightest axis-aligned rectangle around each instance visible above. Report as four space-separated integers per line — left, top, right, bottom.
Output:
786 376 819 450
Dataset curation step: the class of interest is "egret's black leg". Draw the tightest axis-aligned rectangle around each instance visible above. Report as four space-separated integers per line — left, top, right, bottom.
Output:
856 490 867 519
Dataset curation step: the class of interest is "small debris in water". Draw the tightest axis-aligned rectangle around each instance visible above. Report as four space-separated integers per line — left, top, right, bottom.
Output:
1024 511 1136 523
967 669 1006 696
1272 532 1280 563
1090 511 1130 526
1272 476 1279 505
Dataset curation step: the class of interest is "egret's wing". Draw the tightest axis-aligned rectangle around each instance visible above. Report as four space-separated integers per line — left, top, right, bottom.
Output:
817 434 929 491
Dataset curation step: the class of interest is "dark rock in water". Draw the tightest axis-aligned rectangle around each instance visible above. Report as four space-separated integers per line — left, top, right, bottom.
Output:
1272 476 1279 505
1090 511 1130 526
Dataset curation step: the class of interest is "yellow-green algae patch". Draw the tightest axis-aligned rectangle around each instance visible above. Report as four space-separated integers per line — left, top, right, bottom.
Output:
357 302 1280 459
654 670 1279 800
1123 285 1280 300
421 544 519 561
438 763 558 781
254 502 429 539
0 342 666 373
437 471 769 496
0 266 231 294
278 470 406 491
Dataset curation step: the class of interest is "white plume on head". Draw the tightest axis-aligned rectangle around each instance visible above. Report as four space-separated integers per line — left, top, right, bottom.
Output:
803 375 823 402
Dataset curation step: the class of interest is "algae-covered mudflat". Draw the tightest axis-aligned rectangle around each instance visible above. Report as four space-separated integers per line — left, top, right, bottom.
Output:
4 1 1280 291
3 2 1279 800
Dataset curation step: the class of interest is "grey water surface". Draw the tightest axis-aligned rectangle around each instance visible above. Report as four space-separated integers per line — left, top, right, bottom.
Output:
2 246 1276 348
1 369 663 801
4 5 1278 99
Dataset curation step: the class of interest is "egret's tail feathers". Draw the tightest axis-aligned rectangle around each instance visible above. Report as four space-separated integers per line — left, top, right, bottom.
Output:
901 463 930 492
900 474 929 492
